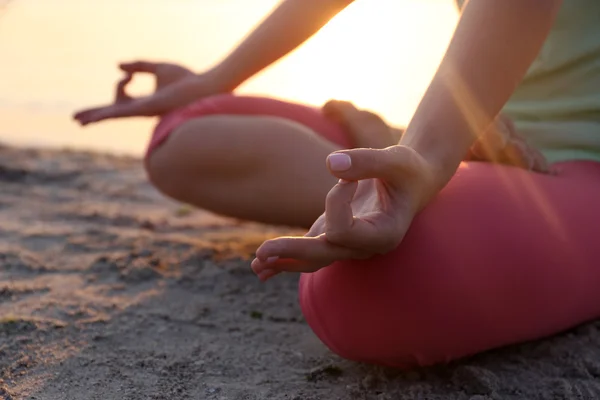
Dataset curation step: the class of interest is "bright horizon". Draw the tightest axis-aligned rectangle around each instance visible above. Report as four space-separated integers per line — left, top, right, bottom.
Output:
0 0 458 156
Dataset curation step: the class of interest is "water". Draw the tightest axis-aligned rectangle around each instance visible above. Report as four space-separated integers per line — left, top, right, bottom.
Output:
0 0 457 156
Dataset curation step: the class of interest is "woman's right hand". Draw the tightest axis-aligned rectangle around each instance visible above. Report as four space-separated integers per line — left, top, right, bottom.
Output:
73 61 226 126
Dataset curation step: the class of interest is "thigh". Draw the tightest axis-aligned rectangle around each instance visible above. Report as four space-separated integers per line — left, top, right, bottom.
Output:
300 161 600 367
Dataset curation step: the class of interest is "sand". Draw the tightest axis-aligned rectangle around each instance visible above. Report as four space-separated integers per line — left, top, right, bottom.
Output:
1 144 600 400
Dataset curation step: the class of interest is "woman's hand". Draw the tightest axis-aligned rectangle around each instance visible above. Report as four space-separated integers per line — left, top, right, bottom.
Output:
250 114 548 281
250 145 439 281
469 113 549 173
73 61 224 125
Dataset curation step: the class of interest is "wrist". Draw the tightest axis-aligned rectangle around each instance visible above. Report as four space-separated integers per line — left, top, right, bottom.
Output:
398 124 469 189
396 141 459 193
201 60 243 93
202 65 239 94
387 145 449 213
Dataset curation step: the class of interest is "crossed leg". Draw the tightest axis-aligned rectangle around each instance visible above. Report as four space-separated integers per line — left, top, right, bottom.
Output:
144 94 394 227
142 94 600 370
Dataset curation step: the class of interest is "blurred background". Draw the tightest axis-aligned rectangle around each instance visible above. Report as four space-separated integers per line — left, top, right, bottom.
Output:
0 0 458 156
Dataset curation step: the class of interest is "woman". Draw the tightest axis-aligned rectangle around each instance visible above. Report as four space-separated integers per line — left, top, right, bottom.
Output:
75 0 600 369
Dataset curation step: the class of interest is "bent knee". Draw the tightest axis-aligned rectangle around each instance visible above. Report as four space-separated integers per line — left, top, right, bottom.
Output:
145 118 224 197
144 147 182 198
298 266 444 368
298 260 501 368
144 135 196 200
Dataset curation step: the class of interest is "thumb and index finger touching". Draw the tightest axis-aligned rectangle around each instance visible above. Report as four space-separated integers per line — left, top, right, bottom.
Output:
115 72 133 102
73 61 160 125
116 60 162 94
322 146 420 249
115 61 159 100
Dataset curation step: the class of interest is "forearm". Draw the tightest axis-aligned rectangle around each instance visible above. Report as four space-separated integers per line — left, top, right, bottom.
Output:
209 0 354 91
400 0 562 185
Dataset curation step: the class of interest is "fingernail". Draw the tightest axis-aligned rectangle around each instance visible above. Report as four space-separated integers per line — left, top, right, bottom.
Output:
267 256 279 263
338 178 351 184
328 153 352 171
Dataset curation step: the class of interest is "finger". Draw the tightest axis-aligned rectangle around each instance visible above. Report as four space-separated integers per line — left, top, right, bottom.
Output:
504 137 549 174
531 148 550 173
495 114 550 173
471 135 505 161
73 106 112 125
115 73 133 102
256 268 281 282
507 140 549 174
326 146 426 184
119 61 158 74
252 256 322 274
472 121 510 161
252 256 318 274
251 256 279 272
254 236 362 269
73 100 145 125
325 179 357 236
500 114 518 139
73 107 97 121
496 141 527 170
305 216 325 238
324 179 379 249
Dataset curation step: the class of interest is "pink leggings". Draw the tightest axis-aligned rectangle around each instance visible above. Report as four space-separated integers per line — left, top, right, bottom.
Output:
149 94 600 368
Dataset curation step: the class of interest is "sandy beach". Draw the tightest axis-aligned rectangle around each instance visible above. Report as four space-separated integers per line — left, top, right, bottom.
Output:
0 144 599 400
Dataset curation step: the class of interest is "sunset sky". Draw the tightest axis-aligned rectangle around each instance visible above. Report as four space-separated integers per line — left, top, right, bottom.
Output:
0 0 458 155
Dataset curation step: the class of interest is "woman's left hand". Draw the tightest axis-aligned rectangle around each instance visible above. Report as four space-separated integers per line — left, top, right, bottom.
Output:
468 113 549 173
251 145 440 281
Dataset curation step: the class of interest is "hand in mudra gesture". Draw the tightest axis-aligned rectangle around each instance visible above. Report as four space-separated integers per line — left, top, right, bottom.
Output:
251 109 549 281
251 145 438 281
74 61 222 125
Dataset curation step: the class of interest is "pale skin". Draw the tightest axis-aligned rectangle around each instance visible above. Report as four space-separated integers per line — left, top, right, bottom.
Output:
74 0 563 281
81 64 547 228
146 101 402 228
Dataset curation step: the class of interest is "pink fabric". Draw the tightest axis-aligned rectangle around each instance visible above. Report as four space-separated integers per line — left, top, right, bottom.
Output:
300 160 600 368
146 94 352 158
146 94 600 368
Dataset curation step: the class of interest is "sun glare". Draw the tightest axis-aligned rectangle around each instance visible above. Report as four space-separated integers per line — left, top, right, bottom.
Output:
0 0 457 154
240 0 458 126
